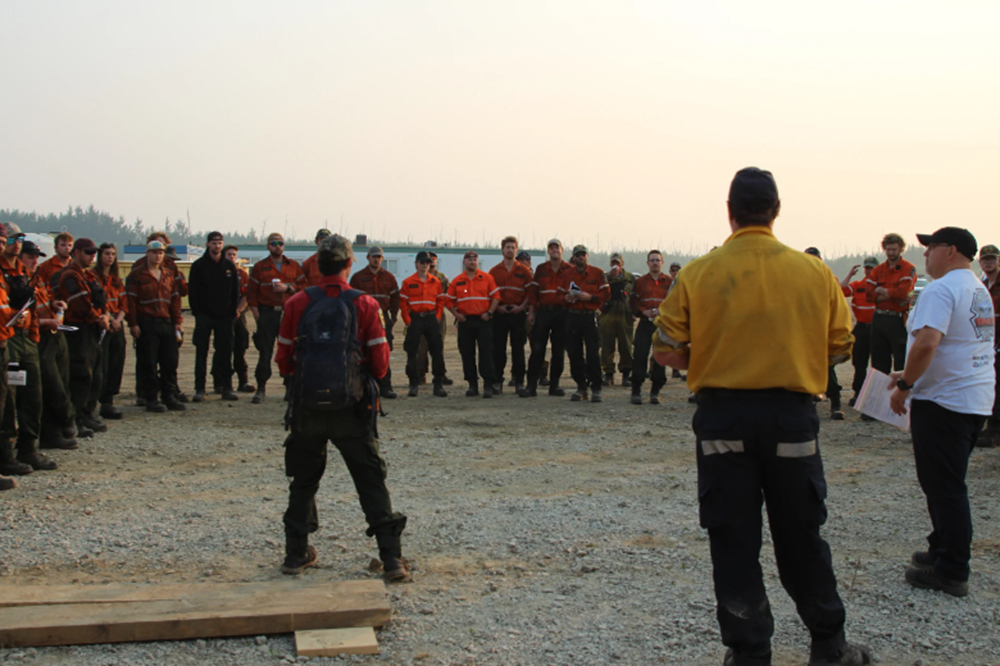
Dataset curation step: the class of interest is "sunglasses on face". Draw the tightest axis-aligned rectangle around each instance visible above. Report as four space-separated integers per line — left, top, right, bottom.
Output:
6 236 25 245
270 241 284 247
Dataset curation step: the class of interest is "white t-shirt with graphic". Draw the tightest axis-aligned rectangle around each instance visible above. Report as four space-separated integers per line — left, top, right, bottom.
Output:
907 268 995 415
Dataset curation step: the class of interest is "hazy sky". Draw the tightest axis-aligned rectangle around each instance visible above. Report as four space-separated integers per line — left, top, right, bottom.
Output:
2 1 997 256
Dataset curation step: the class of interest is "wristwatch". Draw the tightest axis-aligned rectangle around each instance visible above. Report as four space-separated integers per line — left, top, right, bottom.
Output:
896 378 913 391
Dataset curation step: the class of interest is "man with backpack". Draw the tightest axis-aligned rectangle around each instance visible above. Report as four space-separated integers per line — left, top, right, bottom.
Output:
275 233 410 582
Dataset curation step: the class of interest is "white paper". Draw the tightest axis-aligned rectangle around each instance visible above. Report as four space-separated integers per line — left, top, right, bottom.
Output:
7 370 26 387
854 368 911 431
56 325 79 332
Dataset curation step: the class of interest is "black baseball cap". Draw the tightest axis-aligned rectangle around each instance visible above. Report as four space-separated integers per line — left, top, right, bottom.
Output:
916 227 978 261
206 231 224 242
804 247 821 258
415 251 431 263
20 241 46 257
728 167 779 213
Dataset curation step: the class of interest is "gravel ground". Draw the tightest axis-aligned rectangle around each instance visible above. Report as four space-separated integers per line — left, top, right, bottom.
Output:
1 317 999 666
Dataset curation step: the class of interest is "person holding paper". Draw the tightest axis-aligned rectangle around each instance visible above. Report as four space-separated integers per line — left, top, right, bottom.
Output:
652 168 867 666
887 227 995 598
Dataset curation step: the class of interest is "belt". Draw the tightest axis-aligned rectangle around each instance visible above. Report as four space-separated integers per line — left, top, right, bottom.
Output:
567 309 597 315
875 309 906 317
411 311 437 318
258 305 281 311
697 387 811 403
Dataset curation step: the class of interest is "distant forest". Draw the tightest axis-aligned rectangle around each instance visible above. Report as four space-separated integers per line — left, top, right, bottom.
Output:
1 205 931 277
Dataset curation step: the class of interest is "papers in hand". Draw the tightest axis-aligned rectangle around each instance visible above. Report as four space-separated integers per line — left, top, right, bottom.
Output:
5 298 34 327
854 368 910 431
56 325 79 332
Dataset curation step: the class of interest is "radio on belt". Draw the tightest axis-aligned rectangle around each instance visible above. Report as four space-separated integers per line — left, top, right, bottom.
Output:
7 362 26 387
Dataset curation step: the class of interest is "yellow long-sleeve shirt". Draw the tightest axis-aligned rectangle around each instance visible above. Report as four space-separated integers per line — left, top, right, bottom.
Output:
653 225 853 395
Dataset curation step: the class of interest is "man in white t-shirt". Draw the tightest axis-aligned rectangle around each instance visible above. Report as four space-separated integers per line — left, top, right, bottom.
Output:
888 227 995 597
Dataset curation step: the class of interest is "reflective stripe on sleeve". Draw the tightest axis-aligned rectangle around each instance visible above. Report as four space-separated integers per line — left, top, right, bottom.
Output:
701 440 745 455
366 336 387 347
277 335 293 345
657 329 683 347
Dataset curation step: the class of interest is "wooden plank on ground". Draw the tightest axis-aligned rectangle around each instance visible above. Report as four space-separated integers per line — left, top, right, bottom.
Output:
296 627 380 656
0 581 390 648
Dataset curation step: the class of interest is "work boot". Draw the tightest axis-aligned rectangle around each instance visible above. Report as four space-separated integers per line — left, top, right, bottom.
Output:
621 374 632 388
251 389 266 404
591 389 602 403
433 382 447 398
81 414 108 433
482 385 494 399
630 392 643 405
17 453 57 471
548 385 565 397
466 382 479 397
192 392 205 403
213 385 223 395
0 458 32 476
408 385 419 397
173 392 190 403
848 395 857 407
831 410 845 421
238 380 256 393
910 551 935 571
146 401 168 413
221 389 239 401
539 376 550 386
975 430 998 448
518 384 537 398
99 403 123 420
382 386 397 399
382 555 412 583
571 386 588 402
75 420 95 438
807 642 873 665
442 375 454 386
281 543 318 576
0 476 15 491
62 423 78 439
40 431 78 450
650 389 662 405
905 567 969 597
164 399 186 412
492 382 503 395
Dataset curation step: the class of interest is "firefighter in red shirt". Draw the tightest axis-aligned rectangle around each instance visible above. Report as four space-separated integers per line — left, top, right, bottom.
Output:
349 246 401 399
628 250 673 405
400 251 447 397
35 231 76 438
489 236 533 393
866 232 916 373
246 232 306 404
839 256 878 406
274 233 408 582
222 245 255 393
560 245 609 402
519 239 572 397
446 251 500 398
301 228 331 287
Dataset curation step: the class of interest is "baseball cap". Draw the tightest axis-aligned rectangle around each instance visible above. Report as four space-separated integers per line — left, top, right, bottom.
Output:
20 241 46 257
3 222 23 238
74 238 99 254
367 246 384 257
572 244 588 256
728 167 779 213
804 247 821 258
516 250 530 261
146 240 166 252
164 245 180 261
415 250 431 263
318 233 353 262
863 257 879 268
979 244 999 259
463 250 478 259
206 231 224 242
669 262 681 269
916 227 978 261
315 228 332 240
547 238 563 248
610 252 623 264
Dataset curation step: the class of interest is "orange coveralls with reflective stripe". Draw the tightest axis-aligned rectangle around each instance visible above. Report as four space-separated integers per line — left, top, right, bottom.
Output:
629 273 673 317
842 280 874 324
489 261 533 306
865 259 916 313
528 260 572 308
349 268 400 319
447 270 499 316
246 257 306 308
559 265 609 311
399 273 445 325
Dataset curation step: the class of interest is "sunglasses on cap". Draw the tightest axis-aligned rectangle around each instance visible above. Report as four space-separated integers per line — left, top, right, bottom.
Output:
269 240 284 247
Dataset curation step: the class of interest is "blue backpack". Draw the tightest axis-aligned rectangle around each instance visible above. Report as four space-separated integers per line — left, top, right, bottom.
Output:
292 286 366 410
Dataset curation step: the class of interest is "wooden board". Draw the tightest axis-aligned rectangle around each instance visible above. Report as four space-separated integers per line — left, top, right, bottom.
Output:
0 581 390 648
296 627 380 656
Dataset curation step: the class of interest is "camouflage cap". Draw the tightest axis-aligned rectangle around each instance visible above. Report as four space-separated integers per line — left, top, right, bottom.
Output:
609 252 623 264
318 233 353 262
3 222 23 238
315 228 332 240
863 256 879 268
572 244 588 256
979 244 999 259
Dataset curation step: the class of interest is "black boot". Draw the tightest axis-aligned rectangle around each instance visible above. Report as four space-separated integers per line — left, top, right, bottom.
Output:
376 535 411 583
281 535 318 575
433 381 447 397
466 381 479 397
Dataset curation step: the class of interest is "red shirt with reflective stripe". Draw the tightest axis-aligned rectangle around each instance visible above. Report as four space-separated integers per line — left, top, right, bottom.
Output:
275 275 389 379
0 256 37 339
124 266 183 326
489 260 533 306
246 256 306 308
559 265 609 311
865 259 916 313
629 272 673 317
0 282 16 343
35 255 71 294
447 270 499 316
57 264 105 326
349 267 400 316
842 279 875 324
399 273 445 325
528 260 573 307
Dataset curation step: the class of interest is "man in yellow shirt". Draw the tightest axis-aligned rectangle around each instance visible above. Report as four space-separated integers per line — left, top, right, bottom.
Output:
654 168 867 666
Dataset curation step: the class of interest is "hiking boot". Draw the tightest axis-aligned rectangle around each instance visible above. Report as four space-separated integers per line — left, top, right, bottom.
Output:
442 375 454 386
591 390 602 403
905 566 969 597
548 386 565 397
238 382 256 393
135 397 146 407
40 432 78 450
0 459 32 476
465 386 480 397
99 403 123 420
482 385 494 399
62 423 78 439
164 399 186 412
571 388 588 402
281 544 318 575
408 385 419 397
382 388 398 399
621 375 632 387
146 401 168 413
518 386 537 398
492 382 503 395
831 410 845 421
221 389 239 401
0 476 15 491
75 420 95 438
650 390 662 405
539 376 550 386
192 392 205 403
910 551 935 571
433 383 448 398
173 392 190 403
251 390 266 404
213 385 223 395
382 556 413 583
722 647 772 666
81 415 108 433
17 453 57 471
807 642 872 665
630 393 643 405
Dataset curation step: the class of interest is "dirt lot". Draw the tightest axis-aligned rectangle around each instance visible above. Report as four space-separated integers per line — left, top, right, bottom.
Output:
1 315 999 666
